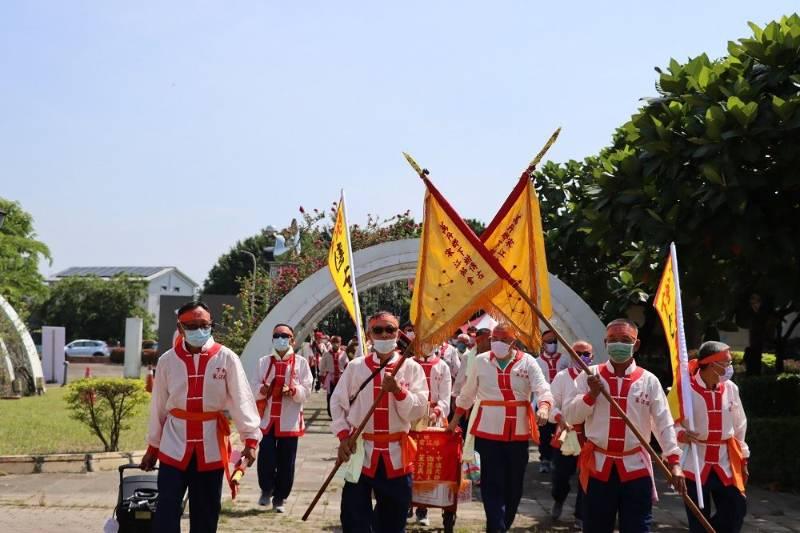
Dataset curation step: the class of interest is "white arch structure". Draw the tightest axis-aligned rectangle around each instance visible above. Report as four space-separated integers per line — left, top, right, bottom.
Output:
0 294 45 394
241 239 606 378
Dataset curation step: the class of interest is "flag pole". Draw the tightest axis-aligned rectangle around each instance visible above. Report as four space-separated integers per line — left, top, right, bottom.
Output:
341 190 367 357
671 243 705 509
403 155 715 533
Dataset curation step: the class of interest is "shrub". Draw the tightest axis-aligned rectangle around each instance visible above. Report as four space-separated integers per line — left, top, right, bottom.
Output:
736 373 800 418
747 417 800 490
65 378 148 451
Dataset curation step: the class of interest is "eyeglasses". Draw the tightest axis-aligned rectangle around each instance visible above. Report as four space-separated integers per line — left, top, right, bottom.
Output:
371 326 398 335
180 322 212 331
272 333 292 339
576 351 592 357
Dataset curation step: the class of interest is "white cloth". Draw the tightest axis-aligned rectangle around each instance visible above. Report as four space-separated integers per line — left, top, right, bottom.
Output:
564 360 681 479
677 372 749 484
319 348 347 392
548 367 581 424
452 347 477 397
455 349 553 441
415 356 452 423
330 351 428 478
432 343 461 388
146 337 262 469
252 349 313 437
536 352 569 384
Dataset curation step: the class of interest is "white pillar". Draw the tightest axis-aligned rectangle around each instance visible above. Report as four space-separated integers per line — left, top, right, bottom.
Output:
41 326 66 383
124 318 143 379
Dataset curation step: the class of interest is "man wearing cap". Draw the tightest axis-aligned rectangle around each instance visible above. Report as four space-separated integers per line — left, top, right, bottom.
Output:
535 329 569 474
565 319 686 533
447 322 553 533
331 310 428 532
678 341 749 533
252 323 313 512
548 340 593 527
320 335 347 417
142 301 261 533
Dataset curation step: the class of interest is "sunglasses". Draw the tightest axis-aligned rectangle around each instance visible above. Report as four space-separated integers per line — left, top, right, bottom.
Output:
576 351 592 357
272 333 292 339
180 322 212 331
371 326 398 335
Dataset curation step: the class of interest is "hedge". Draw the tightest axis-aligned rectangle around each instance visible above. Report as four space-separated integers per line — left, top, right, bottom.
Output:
747 417 800 490
736 373 800 418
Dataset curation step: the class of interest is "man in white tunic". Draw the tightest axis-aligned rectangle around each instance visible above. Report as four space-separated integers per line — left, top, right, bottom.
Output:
252 323 312 512
331 311 428 533
448 322 553 533
142 301 261 533
535 329 569 474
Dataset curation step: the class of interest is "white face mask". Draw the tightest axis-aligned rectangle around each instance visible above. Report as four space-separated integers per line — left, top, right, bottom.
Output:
491 341 512 358
372 339 397 354
544 341 557 354
715 363 734 383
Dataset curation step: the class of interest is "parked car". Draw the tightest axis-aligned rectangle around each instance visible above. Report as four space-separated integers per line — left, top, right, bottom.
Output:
65 339 110 357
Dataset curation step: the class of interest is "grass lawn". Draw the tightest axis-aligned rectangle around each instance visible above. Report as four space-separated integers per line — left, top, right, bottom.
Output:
0 386 151 455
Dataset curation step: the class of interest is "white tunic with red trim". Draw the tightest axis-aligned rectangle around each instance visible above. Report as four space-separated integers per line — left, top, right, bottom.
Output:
319 348 347 392
564 360 681 482
455 350 553 442
432 343 461 388
146 337 262 471
549 366 582 424
252 349 312 437
330 351 428 479
536 351 569 384
677 373 749 486
414 355 452 422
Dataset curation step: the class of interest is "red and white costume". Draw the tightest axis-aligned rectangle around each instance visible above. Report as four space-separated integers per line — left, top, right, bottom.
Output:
146 337 261 471
320 347 347 392
330 351 428 478
252 348 313 437
414 354 452 424
433 342 461 387
455 350 553 442
548 366 583 425
677 373 749 490
536 351 569 384
564 361 681 490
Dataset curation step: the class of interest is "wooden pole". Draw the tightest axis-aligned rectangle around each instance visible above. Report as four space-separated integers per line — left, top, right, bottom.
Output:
302 340 415 521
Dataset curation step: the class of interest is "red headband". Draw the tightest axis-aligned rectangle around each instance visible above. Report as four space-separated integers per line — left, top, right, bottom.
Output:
368 312 399 329
607 322 637 339
178 307 210 323
688 350 730 374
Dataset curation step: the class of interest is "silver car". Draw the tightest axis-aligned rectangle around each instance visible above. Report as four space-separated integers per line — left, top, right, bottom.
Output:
65 339 110 357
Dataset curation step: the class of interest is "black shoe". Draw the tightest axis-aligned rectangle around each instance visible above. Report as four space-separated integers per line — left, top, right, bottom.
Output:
442 510 456 533
551 500 564 520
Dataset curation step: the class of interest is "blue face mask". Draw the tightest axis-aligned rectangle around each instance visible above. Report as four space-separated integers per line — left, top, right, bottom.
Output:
607 342 635 363
273 337 291 351
184 327 212 348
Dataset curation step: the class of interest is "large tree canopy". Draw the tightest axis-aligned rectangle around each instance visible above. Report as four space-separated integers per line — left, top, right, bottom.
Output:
0 198 51 319
538 15 800 366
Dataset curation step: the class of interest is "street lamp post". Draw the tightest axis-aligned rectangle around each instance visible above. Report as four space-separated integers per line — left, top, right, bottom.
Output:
241 251 257 318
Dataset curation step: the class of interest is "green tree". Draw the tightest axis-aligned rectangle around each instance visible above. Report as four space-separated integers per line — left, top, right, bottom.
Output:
203 230 274 295
65 378 148 452
463 217 486 236
552 15 800 370
0 198 51 319
40 275 154 342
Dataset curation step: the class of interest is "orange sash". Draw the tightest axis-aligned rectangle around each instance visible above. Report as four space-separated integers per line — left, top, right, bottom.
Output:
578 441 642 492
479 399 541 444
169 408 237 499
363 431 418 470
700 437 746 494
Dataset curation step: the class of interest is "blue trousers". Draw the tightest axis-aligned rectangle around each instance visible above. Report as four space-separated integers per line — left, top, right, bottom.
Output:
341 456 412 533
686 470 747 533
583 464 652 533
475 437 529 532
552 449 583 519
257 426 298 500
152 454 223 533
539 422 556 462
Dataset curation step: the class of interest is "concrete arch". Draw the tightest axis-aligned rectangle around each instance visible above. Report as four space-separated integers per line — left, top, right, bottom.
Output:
0 294 45 395
241 238 606 378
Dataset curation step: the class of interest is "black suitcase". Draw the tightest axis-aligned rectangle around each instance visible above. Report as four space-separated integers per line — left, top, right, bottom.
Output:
115 464 158 533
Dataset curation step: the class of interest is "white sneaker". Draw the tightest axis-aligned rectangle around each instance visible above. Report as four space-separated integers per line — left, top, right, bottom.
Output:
417 516 430 526
272 498 285 513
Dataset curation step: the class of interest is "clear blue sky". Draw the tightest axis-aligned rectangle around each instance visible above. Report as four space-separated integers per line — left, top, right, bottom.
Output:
2 1 796 286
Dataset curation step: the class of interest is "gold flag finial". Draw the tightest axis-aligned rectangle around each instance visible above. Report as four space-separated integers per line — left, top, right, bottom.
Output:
403 152 428 178
526 127 562 175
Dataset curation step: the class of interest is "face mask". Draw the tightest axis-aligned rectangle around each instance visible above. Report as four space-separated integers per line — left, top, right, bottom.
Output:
456 343 467 354
607 342 635 363
716 364 734 382
184 327 212 348
274 337 291 351
544 342 557 354
373 339 397 354
573 354 592 367
404 331 415 340
491 341 512 358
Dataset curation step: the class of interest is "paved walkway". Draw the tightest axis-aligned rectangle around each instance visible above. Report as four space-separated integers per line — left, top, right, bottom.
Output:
1 377 798 532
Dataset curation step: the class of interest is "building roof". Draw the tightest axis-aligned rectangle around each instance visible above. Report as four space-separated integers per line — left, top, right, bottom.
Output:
53 266 198 286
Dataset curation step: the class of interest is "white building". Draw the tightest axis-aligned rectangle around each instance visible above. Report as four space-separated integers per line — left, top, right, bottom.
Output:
51 266 199 324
